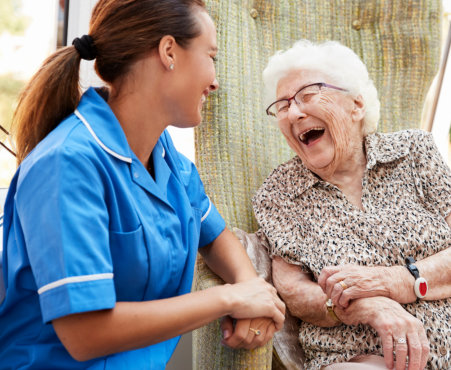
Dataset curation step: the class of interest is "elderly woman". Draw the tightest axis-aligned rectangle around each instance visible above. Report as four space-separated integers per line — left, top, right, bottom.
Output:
252 40 451 370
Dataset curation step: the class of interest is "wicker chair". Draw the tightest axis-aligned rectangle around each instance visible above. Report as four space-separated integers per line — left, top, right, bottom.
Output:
193 0 442 368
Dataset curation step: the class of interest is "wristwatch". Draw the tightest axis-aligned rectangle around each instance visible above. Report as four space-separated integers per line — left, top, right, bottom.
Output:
325 299 341 322
405 257 428 299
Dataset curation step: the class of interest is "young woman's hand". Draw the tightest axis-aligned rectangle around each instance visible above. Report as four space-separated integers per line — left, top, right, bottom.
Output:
224 277 285 330
220 316 276 349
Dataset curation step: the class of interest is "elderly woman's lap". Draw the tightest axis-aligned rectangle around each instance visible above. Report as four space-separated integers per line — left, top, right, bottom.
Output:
323 355 387 369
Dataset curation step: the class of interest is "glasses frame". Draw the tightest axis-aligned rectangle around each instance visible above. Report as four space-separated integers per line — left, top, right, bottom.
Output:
265 82 349 117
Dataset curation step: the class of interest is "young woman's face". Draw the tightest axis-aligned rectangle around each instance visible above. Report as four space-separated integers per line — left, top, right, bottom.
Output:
169 9 218 128
275 69 364 174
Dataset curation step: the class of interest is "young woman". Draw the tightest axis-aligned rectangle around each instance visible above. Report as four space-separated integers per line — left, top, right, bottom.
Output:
0 1 285 368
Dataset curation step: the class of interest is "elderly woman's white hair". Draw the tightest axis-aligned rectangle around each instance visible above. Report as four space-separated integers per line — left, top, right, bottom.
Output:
263 40 380 136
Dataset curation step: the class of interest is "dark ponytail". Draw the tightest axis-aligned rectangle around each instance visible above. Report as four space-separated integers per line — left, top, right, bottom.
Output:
12 47 81 163
12 0 205 164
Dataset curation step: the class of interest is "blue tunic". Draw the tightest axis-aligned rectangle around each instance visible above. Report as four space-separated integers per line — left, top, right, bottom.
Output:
0 88 225 369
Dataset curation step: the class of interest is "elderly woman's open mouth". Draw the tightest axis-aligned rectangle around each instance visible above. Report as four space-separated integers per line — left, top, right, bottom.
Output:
299 127 325 145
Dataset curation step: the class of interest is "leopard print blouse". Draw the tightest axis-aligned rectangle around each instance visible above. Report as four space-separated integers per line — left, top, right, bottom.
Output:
253 130 451 369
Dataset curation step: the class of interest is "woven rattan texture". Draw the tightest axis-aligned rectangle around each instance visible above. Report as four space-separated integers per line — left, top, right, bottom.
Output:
192 257 273 369
193 0 441 369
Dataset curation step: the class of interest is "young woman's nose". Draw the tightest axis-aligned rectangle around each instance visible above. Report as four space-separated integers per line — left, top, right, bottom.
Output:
209 78 219 92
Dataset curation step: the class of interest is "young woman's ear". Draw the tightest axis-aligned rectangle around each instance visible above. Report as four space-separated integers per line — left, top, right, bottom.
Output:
352 95 365 122
158 35 177 71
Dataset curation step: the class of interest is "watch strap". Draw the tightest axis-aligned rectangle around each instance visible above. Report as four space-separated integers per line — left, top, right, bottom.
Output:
405 257 420 279
405 257 428 299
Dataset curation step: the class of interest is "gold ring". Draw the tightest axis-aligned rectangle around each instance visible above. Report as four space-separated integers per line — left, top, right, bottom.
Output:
249 328 261 336
339 281 348 290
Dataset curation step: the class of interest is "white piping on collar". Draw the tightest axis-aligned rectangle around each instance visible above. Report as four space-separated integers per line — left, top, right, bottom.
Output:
75 109 132 163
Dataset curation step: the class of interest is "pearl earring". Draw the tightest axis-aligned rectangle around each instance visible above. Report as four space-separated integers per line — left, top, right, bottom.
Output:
169 64 174 70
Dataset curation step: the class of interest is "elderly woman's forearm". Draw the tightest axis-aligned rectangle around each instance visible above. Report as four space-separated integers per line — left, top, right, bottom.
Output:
272 257 339 326
277 280 339 327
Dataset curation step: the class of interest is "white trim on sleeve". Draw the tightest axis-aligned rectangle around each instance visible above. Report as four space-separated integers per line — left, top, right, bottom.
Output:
200 197 212 223
37 273 114 295
75 109 132 163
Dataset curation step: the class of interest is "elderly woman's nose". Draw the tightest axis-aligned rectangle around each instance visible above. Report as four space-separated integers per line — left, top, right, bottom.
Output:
287 100 306 121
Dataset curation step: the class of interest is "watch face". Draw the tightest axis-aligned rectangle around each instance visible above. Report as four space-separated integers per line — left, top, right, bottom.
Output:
414 277 428 298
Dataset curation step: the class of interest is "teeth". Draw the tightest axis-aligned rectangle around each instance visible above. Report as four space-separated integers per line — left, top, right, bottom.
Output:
201 95 206 103
299 127 324 143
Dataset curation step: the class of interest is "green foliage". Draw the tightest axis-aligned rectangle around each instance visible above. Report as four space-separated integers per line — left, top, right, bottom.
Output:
0 0 29 35
0 74 24 130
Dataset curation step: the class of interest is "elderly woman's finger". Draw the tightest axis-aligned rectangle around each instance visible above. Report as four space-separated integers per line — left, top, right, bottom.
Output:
394 336 408 370
406 332 422 370
418 329 430 370
381 333 395 370
318 265 342 291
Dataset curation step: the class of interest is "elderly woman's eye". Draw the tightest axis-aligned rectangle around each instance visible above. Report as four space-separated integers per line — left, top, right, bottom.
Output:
301 93 316 102
277 104 289 112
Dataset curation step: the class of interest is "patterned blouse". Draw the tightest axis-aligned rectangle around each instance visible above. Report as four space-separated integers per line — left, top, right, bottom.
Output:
253 130 451 369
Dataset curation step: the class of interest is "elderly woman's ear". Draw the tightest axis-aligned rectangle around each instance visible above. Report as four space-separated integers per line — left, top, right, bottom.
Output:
351 95 365 123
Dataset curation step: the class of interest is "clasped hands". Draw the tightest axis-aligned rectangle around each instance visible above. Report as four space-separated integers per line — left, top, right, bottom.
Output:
318 264 429 370
221 316 278 349
220 276 285 350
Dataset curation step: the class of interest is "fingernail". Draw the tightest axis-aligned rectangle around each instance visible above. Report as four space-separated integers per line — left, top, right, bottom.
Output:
223 330 230 339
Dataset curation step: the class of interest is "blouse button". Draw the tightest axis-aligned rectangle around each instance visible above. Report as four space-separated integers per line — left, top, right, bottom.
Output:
250 8 258 19
352 19 362 30
134 172 139 179
440 346 447 356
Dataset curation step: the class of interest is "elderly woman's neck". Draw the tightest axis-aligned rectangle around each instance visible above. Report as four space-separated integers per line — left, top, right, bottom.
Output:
319 150 367 210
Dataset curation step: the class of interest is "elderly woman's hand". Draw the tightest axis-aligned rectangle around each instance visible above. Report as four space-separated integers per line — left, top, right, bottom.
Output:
220 316 277 349
318 264 412 308
335 296 429 370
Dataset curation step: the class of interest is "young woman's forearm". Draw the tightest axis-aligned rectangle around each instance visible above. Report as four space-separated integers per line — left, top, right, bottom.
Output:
54 228 286 362
53 284 234 362
199 228 258 283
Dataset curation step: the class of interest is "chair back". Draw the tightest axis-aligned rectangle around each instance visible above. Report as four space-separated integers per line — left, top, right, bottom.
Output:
193 1 442 368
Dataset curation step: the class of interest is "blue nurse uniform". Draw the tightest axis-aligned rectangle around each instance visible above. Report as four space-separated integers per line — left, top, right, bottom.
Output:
0 87 225 369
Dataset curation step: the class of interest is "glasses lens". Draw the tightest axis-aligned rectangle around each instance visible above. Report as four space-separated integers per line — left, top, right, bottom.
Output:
267 101 286 116
296 84 320 103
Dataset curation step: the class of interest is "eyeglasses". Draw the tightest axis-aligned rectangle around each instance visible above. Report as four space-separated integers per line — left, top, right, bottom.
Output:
265 82 348 117
0 125 16 157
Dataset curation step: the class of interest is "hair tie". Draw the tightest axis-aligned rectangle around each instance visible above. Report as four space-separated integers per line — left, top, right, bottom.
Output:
72 35 97 60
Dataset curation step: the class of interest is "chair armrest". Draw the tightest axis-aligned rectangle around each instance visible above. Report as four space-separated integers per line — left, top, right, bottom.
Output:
192 255 274 369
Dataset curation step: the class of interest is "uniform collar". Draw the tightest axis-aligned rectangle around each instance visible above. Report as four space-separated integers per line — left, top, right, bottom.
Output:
74 87 133 163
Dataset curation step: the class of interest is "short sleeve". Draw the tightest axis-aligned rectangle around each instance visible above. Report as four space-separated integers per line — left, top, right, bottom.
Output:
16 146 116 323
161 131 225 247
412 131 451 219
